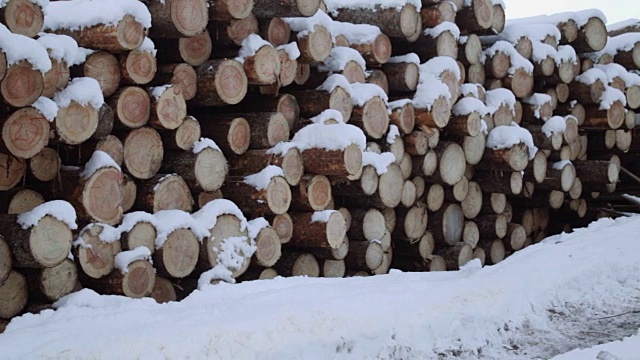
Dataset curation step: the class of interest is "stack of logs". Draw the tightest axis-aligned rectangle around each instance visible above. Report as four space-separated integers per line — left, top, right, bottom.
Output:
1 0 639 331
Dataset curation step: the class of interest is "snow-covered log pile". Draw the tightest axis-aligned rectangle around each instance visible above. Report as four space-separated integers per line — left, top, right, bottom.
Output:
0 0 638 327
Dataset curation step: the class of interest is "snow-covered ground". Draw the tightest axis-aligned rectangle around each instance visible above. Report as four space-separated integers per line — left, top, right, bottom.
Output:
2 216 640 359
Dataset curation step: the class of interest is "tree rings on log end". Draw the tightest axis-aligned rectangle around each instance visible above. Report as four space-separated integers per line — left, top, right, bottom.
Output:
124 127 164 180
56 101 99 145
267 112 290 147
292 253 320 277
120 174 137 213
152 174 194 212
195 147 227 192
266 176 292 215
123 50 157 85
1 60 44 108
245 45 280 85
115 15 145 50
2 0 44 38
0 271 27 319
0 152 25 191
253 226 281 267
43 59 70 98
0 236 11 285
281 148 304 186
271 213 293 244
38 259 78 301
170 0 208 37
29 148 59 182
122 260 155 298
83 167 123 225
113 86 150 128
2 107 49 159
371 34 392 65
158 228 199 278
215 59 248 105
438 143 466 186
343 143 363 177
7 189 44 215
509 68 534 98
306 175 332 211
174 116 201 151
329 86 353 122
304 25 332 63
27 215 73 268
95 136 124 167
85 52 121 97
179 31 212 66
153 86 187 130
76 224 121 279
322 259 346 278
206 214 250 276
378 163 404 208
150 276 177 303
342 60 366 84
227 117 251 155
122 221 156 253
362 96 390 139
400 4 421 40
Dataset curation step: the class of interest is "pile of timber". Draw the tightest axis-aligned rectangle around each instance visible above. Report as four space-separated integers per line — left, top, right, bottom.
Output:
1 0 639 329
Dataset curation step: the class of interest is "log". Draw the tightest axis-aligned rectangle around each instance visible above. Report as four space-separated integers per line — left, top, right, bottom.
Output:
154 228 200 278
484 51 510 79
459 34 483 66
273 252 319 277
154 31 212 66
430 202 465 246
288 211 346 250
251 226 281 268
197 115 250 155
135 174 194 213
24 259 77 302
330 4 421 40
349 96 390 139
614 42 640 71
404 130 430 156
149 64 198 101
198 213 251 277
393 203 428 241
84 260 155 298
289 175 333 212
73 51 121 97
0 236 11 285
573 160 619 184
502 68 534 98
331 165 379 198
221 175 291 215
252 0 320 17
461 180 483 219
473 171 523 195
383 62 419 92
350 33 392 67
52 14 144 51
161 146 228 192
572 16 608 53
42 59 70 98
568 79 605 105
94 103 115 140
28 147 59 182
119 48 157 85
463 221 480 248
78 135 125 167
428 142 466 186
302 144 362 178
195 59 248 106
228 147 304 186
54 100 100 145
220 93 300 129
414 96 451 129
503 223 526 252
159 115 201 151
475 213 507 239
537 161 577 192
0 151 25 191
366 69 389 95
240 43 280 86
479 239 505 265
1 106 50 159
120 219 156 253
321 259 346 278
208 0 254 21
0 0 44 37
1 60 44 107
437 242 474 270
0 188 43 215
109 86 151 129
393 232 435 260
121 126 164 180
479 143 530 172
292 24 333 63
237 267 278 281
344 240 383 271
150 276 177 303
74 224 121 279
524 150 548 184
258 17 291 47
147 0 209 38
149 85 187 130
347 208 387 242
288 87 353 121
309 235 349 261
0 270 27 320
446 112 482 137
583 102 625 130
401 178 418 207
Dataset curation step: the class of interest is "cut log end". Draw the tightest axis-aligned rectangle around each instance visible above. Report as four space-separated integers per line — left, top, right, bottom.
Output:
1 61 44 108
121 260 155 298
179 31 213 66
0 271 28 319
123 127 164 180
271 213 293 244
253 227 282 267
2 107 50 159
2 0 44 37
114 86 151 128
169 0 209 37
77 225 120 279
158 228 199 278
329 86 353 122
266 176 292 215
123 50 157 85
194 147 228 192
215 60 249 105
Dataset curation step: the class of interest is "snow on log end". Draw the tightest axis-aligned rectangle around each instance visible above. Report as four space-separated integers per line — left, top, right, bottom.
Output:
244 166 285 191
17 200 78 230
114 246 152 274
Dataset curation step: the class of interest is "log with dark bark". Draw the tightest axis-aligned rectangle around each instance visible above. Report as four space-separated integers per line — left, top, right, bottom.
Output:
0 235 11 285
455 0 494 33
155 31 212 66
301 144 362 178
430 202 465 246
345 240 384 271
383 62 419 93
146 0 209 38
475 213 508 239
437 242 474 270
289 175 333 212
228 147 303 186
0 151 25 191
330 4 422 40
135 174 194 213
207 0 254 21
83 259 155 298
288 211 346 250
293 24 333 63
194 59 248 106
52 14 145 51
0 270 28 320
287 86 353 122
393 203 429 241
347 208 387 242
273 251 320 277
161 146 228 192
221 175 291 215
258 17 290 47
159 115 201 151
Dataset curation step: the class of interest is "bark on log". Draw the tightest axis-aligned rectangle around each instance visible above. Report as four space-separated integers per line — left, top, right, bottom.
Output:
573 160 619 184
207 0 254 21
0 151 25 191
154 31 212 66
161 147 228 192
53 14 145 51
475 213 507 239
583 102 625 130
393 203 428 241
252 0 320 17
273 252 319 277
221 175 291 215
344 240 384 271
147 0 208 38
287 86 352 122
258 17 291 47
572 17 608 53
383 62 419 92
478 143 530 172
135 174 194 213
0 235 11 285
83 260 155 298
220 93 300 129
437 242 474 270
195 59 248 106
347 208 387 242
24 259 77 302
288 211 346 250
430 202 465 246
227 147 304 186
350 34 393 66
414 96 451 129
330 4 421 40
197 114 250 155
289 175 333 212
455 0 494 33
301 144 362 178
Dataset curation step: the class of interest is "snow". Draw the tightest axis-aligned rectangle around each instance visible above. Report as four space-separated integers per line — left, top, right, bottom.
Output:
0 24 52 73
3 215 640 358
594 33 640 57
192 199 248 232
508 9 607 28
236 34 272 63
153 210 209 248
423 21 460 39
192 137 221 154
16 200 78 230
485 88 516 114
420 56 461 80
607 18 640 33
453 97 490 116
349 83 388 106
553 331 640 360
387 53 420 64
149 85 172 100
497 23 561 44
460 83 484 99
531 41 560 64
483 40 534 75
137 37 156 56
198 235 256 288
118 212 159 235
542 116 567 137
596 63 640 87
318 47 366 73
323 0 422 17
269 123 366 155
53 77 104 109
328 20 383 45
523 93 553 119
283 10 333 37
316 73 352 96
71 47 95 66
80 150 121 179
487 125 538 159
310 109 344 124
276 42 300 60
36 33 79 65
362 151 395 175
553 160 572 170
386 125 400 144
43 0 152 31
32 97 58 122
576 68 608 86
311 209 338 223
413 74 451 109
114 247 152 274
247 218 269 241
600 86 627 110
243 165 284 191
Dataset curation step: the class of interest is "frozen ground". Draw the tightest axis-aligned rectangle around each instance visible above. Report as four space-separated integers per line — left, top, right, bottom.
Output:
1 216 640 359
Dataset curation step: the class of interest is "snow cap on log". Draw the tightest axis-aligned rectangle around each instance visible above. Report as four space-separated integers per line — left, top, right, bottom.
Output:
73 223 119 246
311 209 339 223
482 41 533 75
485 88 516 114
507 8 607 28
17 200 78 230
269 122 366 155
283 10 333 38
317 73 352 95
137 37 157 56
487 125 538 160
523 93 553 118
388 53 420 64
192 199 248 232
43 0 152 31
423 21 460 40
595 63 640 87
600 86 627 110
327 19 384 45
153 210 209 247
36 33 79 65
495 23 561 44
33 97 58 121
558 45 578 65
235 34 272 63
114 246 152 274
460 83 486 99
53 77 104 109
552 159 572 170
412 74 451 109
192 137 221 154
350 83 388 106
386 124 400 144
310 109 344 124
198 234 256 287
244 165 285 190
607 18 640 34
318 47 366 73
277 42 301 60
591 33 640 57
80 150 121 179
542 116 567 137
118 211 160 235
420 56 461 80
531 42 559 65
72 47 95 66
576 68 608 86
323 0 422 16
453 97 490 116
247 217 270 241
362 151 395 175
0 24 51 73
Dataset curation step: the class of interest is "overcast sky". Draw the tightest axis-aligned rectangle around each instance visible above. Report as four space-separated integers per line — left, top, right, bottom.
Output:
505 0 637 25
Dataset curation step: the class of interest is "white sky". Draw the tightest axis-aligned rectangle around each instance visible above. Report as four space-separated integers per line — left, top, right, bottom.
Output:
505 0 638 25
